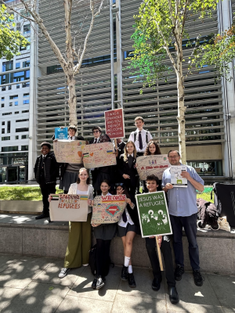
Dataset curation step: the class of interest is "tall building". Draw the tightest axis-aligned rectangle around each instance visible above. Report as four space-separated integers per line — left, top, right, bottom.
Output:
0 2 31 183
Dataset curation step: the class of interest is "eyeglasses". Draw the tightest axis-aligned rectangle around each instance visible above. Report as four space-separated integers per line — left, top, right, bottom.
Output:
115 183 124 187
93 130 99 133
168 155 179 158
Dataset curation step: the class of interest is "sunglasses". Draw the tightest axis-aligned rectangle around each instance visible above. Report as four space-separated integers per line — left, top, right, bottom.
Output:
115 183 124 187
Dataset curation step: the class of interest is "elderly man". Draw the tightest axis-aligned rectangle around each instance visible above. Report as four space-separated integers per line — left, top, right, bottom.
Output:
162 150 204 286
34 142 58 220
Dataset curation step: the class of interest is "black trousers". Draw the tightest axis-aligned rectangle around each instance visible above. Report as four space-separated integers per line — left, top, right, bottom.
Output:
96 239 111 278
39 182 56 216
145 236 175 287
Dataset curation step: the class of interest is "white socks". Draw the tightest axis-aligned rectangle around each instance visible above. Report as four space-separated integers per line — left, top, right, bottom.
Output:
124 256 130 267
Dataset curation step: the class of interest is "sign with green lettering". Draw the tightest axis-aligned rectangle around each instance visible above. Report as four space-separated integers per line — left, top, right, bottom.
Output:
135 191 172 237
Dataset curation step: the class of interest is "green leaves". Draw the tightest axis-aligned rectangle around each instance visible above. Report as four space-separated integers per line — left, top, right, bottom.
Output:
0 5 29 60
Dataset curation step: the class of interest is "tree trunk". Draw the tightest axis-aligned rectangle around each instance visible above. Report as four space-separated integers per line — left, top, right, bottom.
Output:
67 74 77 126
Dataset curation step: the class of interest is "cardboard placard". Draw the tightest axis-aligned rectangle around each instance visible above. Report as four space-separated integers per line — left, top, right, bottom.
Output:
104 108 125 139
82 142 116 169
136 155 170 180
91 195 126 224
53 140 86 164
135 191 172 237
49 194 89 222
54 127 68 139
170 165 188 187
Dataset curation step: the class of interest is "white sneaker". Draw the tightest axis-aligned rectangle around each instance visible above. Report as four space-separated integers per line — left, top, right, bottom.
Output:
58 267 70 278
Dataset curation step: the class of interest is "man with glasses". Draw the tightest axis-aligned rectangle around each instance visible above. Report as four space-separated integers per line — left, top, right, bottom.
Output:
162 150 204 287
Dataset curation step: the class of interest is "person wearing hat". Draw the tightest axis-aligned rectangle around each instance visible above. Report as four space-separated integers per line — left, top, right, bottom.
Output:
59 125 85 194
34 142 58 219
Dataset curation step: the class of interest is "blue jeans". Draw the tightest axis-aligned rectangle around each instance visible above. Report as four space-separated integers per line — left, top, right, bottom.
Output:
170 213 200 271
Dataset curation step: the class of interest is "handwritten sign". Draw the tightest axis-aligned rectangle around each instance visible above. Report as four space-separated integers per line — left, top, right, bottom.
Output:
170 165 188 187
91 195 126 224
54 127 68 139
82 142 116 169
135 191 172 237
49 194 89 221
53 140 86 164
104 108 125 139
136 155 170 180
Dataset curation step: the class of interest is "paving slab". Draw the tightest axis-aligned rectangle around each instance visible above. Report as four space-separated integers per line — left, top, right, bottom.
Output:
0 286 23 311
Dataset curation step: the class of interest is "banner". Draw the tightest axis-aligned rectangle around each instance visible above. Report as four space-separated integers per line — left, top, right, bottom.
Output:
136 155 170 180
135 191 172 237
91 194 126 224
49 194 89 222
82 142 116 169
53 140 86 164
170 165 188 187
104 108 125 139
54 127 68 139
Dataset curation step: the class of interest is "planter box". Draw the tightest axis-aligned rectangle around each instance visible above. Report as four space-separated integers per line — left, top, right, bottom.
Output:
0 200 42 214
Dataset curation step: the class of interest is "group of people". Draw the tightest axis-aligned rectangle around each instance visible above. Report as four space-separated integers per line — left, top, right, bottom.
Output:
34 116 205 306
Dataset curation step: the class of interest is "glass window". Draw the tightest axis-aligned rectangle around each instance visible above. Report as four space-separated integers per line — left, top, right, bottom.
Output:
23 61 30 67
22 110 29 113
16 128 29 132
15 135 19 139
23 93 29 97
23 99 29 104
9 102 13 106
2 61 13 72
15 101 18 106
2 87 6 91
0 74 9 84
1 146 18 152
2 112 12 116
21 145 28 151
8 85 12 90
1 136 10 141
15 111 19 114
1 97 4 101
21 134 29 139
1 103 4 108
2 129 5 134
16 23 21 31
16 62 21 69
22 82 30 88
7 121 10 133
2 122 5 125
16 119 29 123
9 95 18 100
16 84 20 89
23 24 30 35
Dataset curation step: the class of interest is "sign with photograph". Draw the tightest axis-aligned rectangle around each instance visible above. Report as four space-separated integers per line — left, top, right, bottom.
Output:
104 108 125 139
135 191 172 237
170 165 188 187
136 155 170 180
50 194 89 222
82 142 116 169
54 127 68 139
53 140 86 164
91 195 126 224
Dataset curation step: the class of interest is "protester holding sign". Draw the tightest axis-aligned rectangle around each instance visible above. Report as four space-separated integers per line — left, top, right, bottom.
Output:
162 150 204 287
58 125 85 194
144 174 179 305
116 183 140 288
57 167 94 279
118 141 138 197
92 180 116 290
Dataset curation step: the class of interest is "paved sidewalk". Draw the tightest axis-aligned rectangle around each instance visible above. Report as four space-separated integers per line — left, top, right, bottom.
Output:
0 254 234 313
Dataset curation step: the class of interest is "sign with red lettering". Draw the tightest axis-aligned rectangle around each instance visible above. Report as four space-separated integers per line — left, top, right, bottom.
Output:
49 194 89 221
91 195 126 224
136 155 170 180
104 108 125 139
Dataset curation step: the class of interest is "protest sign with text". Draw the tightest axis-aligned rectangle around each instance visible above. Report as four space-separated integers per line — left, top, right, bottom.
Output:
50 194 89 222
82 142 116 169
170 165 188 187
54 127 68 139
104 108 125 139
135 191 172 237
53 140 86 164
136 155 170 180
91 194 126 224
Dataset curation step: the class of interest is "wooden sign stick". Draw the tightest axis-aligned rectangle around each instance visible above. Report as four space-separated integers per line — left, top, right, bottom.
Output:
155 236 164 271
114 139 117 149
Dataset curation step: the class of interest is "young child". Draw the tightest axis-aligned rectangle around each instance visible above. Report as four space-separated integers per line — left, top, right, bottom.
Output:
116 183 140 288
119 141 138 197
92 180 116 290
145 174 179 305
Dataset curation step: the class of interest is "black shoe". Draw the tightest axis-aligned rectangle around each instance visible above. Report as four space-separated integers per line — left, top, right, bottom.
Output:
121 265 128 281
174 265 184 281
169 286 179 304
152 277 162 291
128 273 136 288
96 277 105 290
35 213 49 220
92 278 97 289
193 270 203 286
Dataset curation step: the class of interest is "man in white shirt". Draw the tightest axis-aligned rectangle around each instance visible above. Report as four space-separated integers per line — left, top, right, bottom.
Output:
128 116 152 156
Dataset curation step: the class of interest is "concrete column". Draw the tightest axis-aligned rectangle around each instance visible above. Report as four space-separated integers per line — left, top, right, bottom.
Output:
218 0 235 178
115 0 123 108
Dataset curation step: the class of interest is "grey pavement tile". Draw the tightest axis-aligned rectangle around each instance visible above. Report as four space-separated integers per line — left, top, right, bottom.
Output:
1 281 69 313
33 260 84 288
68 265 120 301
0 256 51 288
117 267 166 300
171 273 224 313
207 274 235 312
0 286 23 311
56 295 113 313
112 294 167 313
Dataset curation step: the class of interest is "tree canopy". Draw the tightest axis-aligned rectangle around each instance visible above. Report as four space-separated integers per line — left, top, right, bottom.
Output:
0 4 28 60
